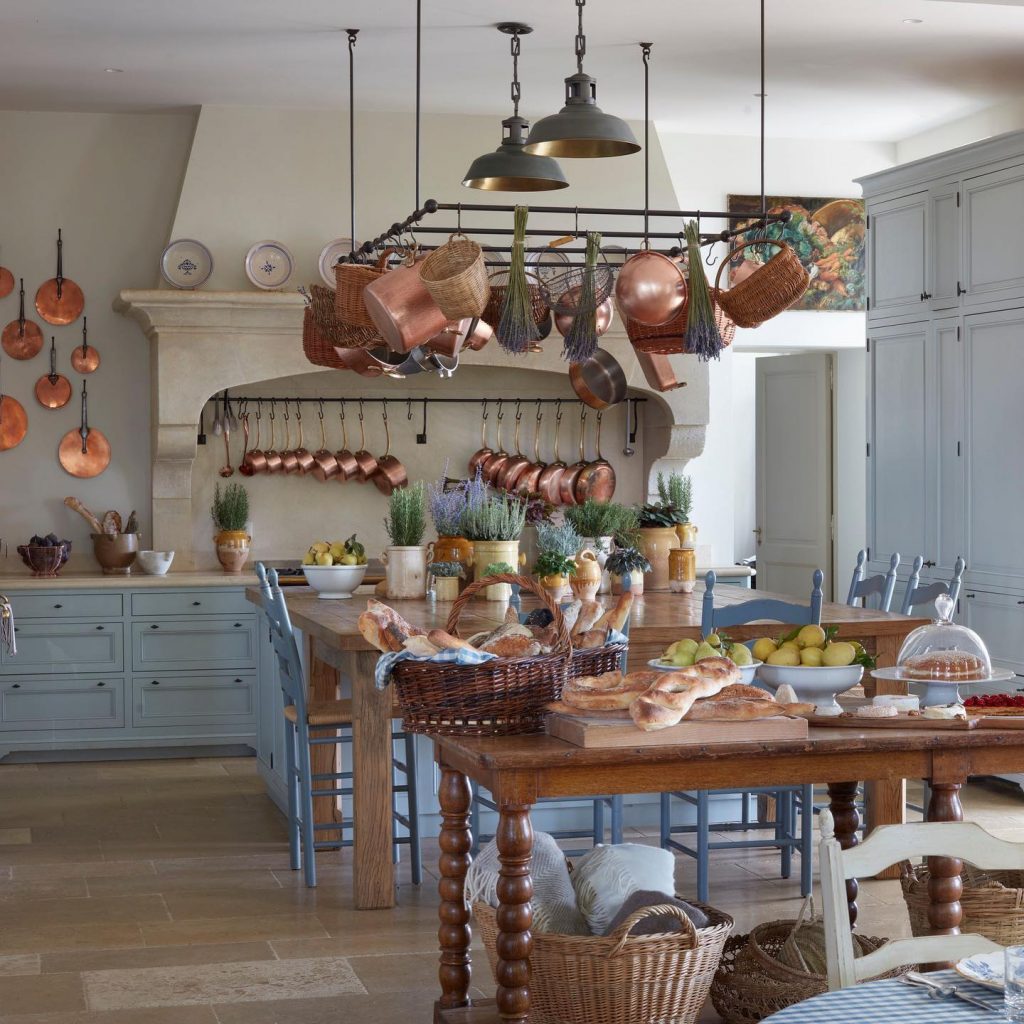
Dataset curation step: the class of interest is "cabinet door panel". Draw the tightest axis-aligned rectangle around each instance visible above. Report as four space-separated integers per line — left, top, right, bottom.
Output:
132 674 256 728
0 677 124 730
964 163 1024 307
131 590 251 618
929 183 961 311
961 590 1024 681
10 593 123 620
0 622 124 674
935 318 965 571
966 309 1024 585
868 192 928 321
132 618 257 672
869 324 931 566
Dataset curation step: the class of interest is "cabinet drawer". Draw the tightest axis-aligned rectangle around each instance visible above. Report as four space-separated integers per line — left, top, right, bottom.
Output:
131 590 251 619
132 673 257 728
132 618 256 672
10 592 123 620
0 622 124 674
0 676 124 731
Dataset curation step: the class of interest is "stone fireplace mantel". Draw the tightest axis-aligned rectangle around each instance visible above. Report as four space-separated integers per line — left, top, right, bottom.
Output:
115 289 709 568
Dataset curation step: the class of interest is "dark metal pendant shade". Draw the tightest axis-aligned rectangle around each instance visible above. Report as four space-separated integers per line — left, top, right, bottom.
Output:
463 116 569 192
524 72 640 159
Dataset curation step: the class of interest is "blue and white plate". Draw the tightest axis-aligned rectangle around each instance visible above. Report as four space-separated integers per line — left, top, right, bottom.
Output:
245 241 293 290
956 951 1005 990
318 238 353 287
161 239 214 289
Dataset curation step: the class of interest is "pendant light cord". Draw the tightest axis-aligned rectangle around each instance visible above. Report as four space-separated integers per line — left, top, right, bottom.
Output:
760 0 766 218
510 29 521 117
415 0 422 210
575 0 586 75
641 43 652 246
347 29 359 254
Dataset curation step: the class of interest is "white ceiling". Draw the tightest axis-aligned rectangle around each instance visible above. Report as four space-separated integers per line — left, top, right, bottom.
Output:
1 1 1024 141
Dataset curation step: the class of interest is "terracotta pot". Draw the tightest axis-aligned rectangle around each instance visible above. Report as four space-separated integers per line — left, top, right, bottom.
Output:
677 522 698 550
214 529 251 574
580 535 614 594
428 536 474 573
638 526 680 591
382 545 428 600
91 532 139 575
432 575 461 602
471 538 523 601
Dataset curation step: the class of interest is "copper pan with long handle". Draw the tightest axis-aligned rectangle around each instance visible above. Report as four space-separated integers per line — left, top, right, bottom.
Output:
70 316 100 374
334 402 359 481
291 403 316 474
35 336 72 409
279 405 299 474
536 403 567 505
481 402 511 485
262 402 282 474
238 411 256 477
244 405 268 474
36 229 85 326
498 404 531 492
574 409 616 503
467 402 493 476
373 408 407 495
515 403 546 497
58 379 109 477
2 278 44 360
558 407 589 506
353 400 378 483
310 402 340 481
0 351 28 451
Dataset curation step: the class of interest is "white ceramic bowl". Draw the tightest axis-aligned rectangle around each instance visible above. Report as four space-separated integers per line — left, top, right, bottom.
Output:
756 663 864 710
302 563 368 599
136 550 174 575
647 658 762 686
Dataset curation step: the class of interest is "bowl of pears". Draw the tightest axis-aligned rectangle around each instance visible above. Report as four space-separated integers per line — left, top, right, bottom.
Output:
301 534 368 599
649 633 760 684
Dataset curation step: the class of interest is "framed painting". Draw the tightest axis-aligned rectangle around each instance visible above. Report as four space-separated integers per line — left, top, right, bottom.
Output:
727 194 866 312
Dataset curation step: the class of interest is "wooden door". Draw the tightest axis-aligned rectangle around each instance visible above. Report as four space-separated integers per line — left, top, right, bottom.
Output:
755 353 833 598
963 162 1024 307
928 180 961 312
867 191 928 322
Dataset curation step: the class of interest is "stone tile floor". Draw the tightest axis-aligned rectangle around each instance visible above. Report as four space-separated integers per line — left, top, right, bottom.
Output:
0 756 1021 1022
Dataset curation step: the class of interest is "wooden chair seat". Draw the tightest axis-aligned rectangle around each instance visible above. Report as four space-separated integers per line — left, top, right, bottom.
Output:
283 699 354 727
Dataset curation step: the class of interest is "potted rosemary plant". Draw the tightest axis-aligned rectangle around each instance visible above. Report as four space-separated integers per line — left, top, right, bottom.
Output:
659 470 696 549
211 483 251 573
428 561 464 603
427 472 472 576
605 545 652 596
383 482 427 599
460 476 527 601
534 522 581 600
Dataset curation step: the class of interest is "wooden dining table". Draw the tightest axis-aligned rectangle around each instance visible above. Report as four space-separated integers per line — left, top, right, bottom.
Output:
248 583 928 910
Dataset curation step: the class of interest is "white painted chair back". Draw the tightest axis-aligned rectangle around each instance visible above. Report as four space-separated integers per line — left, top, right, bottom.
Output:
818 811 1019 989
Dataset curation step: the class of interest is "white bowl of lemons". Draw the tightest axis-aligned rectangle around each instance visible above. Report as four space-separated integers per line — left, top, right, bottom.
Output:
752 625 865 710
301 536 368 599
649 635 762 685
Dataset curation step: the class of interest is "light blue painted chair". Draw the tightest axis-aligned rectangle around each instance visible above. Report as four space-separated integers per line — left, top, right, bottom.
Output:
901 555 966 616
847 550 900 611
470 582 629 856
256 564 421 888
659 569 823 902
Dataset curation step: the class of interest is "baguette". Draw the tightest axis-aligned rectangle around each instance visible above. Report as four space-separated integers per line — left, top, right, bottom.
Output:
685 699 816 721
564 670 658 712
594 591 633 634
574 628 609 650
571 600 604 637
426 629 477 654
403 635 442 658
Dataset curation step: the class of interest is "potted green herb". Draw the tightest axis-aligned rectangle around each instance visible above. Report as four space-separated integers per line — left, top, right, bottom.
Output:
659 470 696 548
428 560 464 602
211 482 251 573
605 546 652 596
636 491 685 592
460 476 527 599
383 482 427 599
482 560 516 602
564 499 635 594
534 522 581 599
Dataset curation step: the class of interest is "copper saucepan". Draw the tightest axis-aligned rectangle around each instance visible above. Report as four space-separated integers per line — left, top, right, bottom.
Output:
245 406 269 474
334 403 359 481
35 336 72 409
238 412 256 476
310 403 340 481
36 229 85 326
574 409 616 504
497 405 531 492
558 408 590 506
263 403 283 474
2 278 44 360
515 404 546 497
614 248 685 326
279 406 299 474
481 403 511 485
291 404 315 475
467 402 493 476
353 401 378 483
554 292 615 339
373 410 407 495
70 317 100 374
536 404 567 505
362 249 447 353
569 348 628 410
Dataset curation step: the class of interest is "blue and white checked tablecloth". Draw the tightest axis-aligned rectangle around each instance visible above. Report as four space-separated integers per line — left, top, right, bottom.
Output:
762 971 1005 1021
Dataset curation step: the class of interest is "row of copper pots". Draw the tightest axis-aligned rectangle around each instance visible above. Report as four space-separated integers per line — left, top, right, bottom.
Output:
234 402 407 495
467 403 616 506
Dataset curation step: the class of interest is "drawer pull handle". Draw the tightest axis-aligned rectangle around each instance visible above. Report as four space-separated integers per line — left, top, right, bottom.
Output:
965 593 976 599
192 601 201 606
151 680 160 685
11 683 20 689
54 603 63 609
95 626 104 631
150 624 160 630
96 682 105 687
233 622 242 628
234 678 243 683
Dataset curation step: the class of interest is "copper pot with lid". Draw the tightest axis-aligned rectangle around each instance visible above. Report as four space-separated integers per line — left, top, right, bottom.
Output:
574 409 616 503
373 408 407 495
558 408 590 506
36 229 85 326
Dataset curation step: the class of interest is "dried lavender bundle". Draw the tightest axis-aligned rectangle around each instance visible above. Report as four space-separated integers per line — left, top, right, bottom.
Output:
496 205 540 355
684 220 723 362
562 231 601 363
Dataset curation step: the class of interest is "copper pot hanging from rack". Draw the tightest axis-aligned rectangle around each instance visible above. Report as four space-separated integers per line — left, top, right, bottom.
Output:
467 402 494 476
279 405 299 474
263 402 282 473
238 412 256 476
2 278 44 360
574 409 616 503
36 229 85 326
353 401 378 483
70 316 100 374
34 336 72 409
558 407 590 506
244 405 268 474
373 407 407 495
310 402 340 481
481 402 511 485
291 404 315 474
536 403 567 505
58 379 110 477
515 403 546 497
334 402 360 481
497 404 531 492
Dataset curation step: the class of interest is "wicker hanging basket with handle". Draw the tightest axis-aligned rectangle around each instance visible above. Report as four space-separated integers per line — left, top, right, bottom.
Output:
419 232 491 319
334 248 398 328
390 572 571 736
303 286 379 367
714 240 810 329
626 295 736 355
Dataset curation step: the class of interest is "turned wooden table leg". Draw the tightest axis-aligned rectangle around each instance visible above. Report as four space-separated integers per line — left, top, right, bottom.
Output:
828 781 861 927
924 779 965 969
437 768 473 1014
495 802 534 1024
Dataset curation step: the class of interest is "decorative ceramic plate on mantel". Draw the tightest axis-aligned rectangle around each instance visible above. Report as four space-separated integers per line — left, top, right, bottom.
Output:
160 239 214 289
244 241 294 290
318 238 353 288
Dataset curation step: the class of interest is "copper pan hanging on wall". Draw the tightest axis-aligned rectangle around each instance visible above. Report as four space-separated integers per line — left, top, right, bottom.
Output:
0 263 13 300
59 379 110 477
2 278 44 360
70 316 100 374
36 230 85 326
0 352 28 451
373 410 407 495
35 337 72 409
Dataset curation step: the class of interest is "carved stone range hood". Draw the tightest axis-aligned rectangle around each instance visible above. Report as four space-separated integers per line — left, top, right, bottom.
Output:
115 290 708 569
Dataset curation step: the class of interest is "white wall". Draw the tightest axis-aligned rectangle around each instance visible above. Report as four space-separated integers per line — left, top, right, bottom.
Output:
898 98 1024 164
0 111 195 567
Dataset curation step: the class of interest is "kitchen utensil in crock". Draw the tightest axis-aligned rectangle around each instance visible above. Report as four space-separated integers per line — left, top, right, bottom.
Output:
515 404 546 497
353 401 378 483
279 405 299 474
70 316 100 373
558 407 590 506
36 230 85 326
59 379 110 477
244 405 268 474
554 291 614 339
613 248 686 326
291 404 315 474
481 403 511 485
262 403 282 473
497 405 531 492
373 409 407 495
0 352 27 451
569 348 627 409
334 403 359 481
574 409 616 503
35 336 72 409
362 250 448 353
2 278 44 360
218 415 234 478
0 264 13 299
537 404 568 505
309 403 340 481
467 403 494 475
237 412 255 477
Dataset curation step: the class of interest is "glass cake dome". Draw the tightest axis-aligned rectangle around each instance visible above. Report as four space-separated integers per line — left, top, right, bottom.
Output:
896 594 992 683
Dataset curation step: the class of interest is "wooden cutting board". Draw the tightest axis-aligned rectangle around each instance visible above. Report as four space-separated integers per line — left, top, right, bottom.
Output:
546 709 808 748
807 713 978 730
971 714 1024 729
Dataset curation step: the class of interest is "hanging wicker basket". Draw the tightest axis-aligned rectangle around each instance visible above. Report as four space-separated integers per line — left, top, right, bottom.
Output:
484 269 550 331
334 248 397 328
475 899 732 1024
714 240 810 329
303 286 379 367
626 296 736 355
419 233 491 319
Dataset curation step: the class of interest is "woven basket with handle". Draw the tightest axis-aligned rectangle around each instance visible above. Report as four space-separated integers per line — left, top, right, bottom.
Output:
570 642 628 680
419 233 491 319
626 296 736 355
334 249 397 329
475 899 732 1024
390 573 570 736
714 240 810 329
303 286 379 367
484 269 550 330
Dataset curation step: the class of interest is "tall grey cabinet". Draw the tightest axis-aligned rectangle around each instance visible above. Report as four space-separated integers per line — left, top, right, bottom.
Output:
859 131 1024 684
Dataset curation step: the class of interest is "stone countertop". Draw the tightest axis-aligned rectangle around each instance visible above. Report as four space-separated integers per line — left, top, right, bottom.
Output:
0 570 258 591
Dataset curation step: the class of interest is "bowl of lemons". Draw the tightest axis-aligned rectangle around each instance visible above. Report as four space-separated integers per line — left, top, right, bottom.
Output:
753 625 871 711
649 634 761 684
301 534 368 599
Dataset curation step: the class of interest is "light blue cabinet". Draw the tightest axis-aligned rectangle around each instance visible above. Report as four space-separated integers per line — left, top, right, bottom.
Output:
1 676 125 731
132 618 257 673
1 621 124 675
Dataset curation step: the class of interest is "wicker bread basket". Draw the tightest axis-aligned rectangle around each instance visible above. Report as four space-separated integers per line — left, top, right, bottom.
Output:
570 642 628 680
390 573 570 736
419 233 491 319
334 249 397 328
475 899 732 1024
714 240 810 329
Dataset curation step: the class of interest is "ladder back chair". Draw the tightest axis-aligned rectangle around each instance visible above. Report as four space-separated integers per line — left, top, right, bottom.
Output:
847 550 900 611
901 555 966 616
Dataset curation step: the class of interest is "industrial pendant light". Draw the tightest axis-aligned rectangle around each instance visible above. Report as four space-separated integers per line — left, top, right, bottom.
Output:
523 0 640 159
462 24 569 192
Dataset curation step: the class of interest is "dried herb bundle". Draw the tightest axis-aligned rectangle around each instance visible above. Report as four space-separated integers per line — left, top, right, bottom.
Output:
562 231 602 363
684 220 723 362
497 206 540 355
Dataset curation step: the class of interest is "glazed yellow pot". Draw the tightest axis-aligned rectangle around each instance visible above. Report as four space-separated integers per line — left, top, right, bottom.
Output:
214 530 251 574
570 548 602 601
428 536 474 570
638 526 680 591
471 539 524 601
539 572 570 601
432 575 461 602
676 522 698 550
